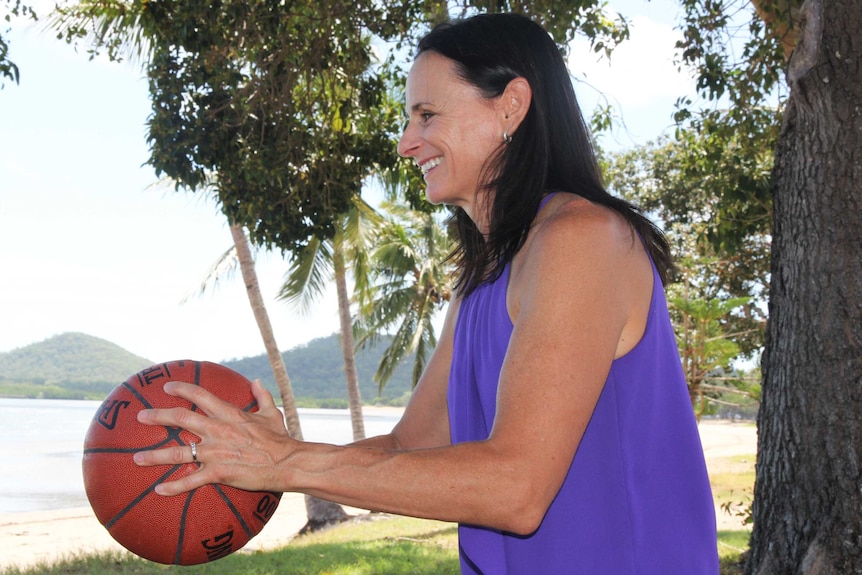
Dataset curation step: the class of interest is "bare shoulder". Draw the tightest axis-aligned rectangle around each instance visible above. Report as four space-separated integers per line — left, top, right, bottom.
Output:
512 194 646 283
532 194 638 255
508 194 653 356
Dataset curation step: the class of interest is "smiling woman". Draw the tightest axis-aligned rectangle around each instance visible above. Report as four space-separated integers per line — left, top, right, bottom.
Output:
128 13 717 574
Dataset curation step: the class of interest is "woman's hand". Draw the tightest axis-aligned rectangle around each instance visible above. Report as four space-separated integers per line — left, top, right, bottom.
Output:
133 378 293 496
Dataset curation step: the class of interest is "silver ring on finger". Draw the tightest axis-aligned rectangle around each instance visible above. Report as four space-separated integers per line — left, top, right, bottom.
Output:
190 441 198 462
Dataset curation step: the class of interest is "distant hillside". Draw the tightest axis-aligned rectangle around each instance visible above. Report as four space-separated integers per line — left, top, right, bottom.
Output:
0 332 415 404
0 332 154 383
224 333 415 404
0 332 154 398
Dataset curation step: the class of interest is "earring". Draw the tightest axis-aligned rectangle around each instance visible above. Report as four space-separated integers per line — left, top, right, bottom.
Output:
503 130 512 144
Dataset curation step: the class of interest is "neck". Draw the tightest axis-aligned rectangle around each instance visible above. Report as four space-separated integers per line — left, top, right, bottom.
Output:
463 189 494 237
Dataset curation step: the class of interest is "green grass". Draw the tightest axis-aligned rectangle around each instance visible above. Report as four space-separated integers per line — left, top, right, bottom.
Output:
718 530 750 574
0 515 751 575
0 516 460 575
711 452 755 573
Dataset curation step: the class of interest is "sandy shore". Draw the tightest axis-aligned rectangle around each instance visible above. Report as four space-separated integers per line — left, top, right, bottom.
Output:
0 420 756 570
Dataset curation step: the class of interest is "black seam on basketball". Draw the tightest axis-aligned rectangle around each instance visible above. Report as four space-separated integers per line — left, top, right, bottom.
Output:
122 380 154 410
164 425 186 446
175 489 195 564
213 484 254 538
242 399 258 412
105 464 183 529
85 423 189 456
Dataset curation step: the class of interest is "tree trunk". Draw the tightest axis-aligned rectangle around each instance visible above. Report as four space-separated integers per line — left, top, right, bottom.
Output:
332 246 366 441
746 1 862 573
229 223 348 531
230 223 302 439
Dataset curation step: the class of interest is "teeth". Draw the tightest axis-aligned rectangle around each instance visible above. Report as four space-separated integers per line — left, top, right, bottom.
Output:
419 157 442 175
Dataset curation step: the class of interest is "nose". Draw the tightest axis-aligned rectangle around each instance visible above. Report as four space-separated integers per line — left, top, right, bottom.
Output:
397 121 420 158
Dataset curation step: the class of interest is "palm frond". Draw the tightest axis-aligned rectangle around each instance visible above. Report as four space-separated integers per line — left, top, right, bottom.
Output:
47 0 154 66
277 237 333 315
179 245 239 304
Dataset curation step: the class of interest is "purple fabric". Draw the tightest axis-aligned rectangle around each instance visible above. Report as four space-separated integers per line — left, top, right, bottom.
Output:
447 253 719 574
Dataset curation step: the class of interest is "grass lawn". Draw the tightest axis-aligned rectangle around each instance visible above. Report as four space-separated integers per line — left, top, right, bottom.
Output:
0 513 750 575
711 450 755 574
0 515 459 575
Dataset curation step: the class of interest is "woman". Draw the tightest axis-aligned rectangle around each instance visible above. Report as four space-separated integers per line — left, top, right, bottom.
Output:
135 13 719 573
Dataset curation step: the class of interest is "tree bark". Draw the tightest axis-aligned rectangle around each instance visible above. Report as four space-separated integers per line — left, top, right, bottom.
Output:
229 223 347 531
332 246 366 441
746 1 862 573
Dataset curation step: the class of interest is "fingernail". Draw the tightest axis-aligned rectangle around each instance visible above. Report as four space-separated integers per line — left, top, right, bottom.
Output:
133 452 144 465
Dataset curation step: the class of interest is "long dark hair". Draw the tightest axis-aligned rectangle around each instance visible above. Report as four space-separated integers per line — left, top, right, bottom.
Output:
416 13 673 294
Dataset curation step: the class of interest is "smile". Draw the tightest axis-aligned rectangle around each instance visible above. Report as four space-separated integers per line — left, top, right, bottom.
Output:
419 157 442 175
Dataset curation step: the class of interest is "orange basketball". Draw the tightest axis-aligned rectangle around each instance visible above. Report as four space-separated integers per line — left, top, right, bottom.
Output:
82 360 282 565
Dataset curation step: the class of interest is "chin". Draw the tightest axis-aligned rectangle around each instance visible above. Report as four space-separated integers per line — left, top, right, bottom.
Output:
423 185 451 206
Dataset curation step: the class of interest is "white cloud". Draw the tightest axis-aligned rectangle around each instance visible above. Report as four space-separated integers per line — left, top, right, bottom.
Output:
571 16 695 110
568 14 698 148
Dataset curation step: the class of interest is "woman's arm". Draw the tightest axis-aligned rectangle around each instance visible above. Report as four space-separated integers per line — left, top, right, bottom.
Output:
134 201 652 535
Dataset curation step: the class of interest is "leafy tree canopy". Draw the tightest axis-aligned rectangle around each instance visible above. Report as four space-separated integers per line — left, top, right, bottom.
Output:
601 0 802 364
52 0 631 253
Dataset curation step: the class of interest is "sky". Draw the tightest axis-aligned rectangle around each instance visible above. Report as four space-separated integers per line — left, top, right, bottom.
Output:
0 0 695 363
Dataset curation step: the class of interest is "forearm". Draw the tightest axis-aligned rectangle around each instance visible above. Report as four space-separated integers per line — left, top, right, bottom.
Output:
348 433 400 450
278 439 540 534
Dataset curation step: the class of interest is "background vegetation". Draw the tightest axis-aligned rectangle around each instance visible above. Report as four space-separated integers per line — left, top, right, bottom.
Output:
0 332 415 405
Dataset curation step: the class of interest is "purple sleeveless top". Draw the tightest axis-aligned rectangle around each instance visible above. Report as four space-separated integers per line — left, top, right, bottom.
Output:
447 231 719 573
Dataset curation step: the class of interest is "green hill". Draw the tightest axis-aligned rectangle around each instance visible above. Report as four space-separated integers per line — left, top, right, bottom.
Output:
0 332 154 399
223 333 415 406
0 332 415 404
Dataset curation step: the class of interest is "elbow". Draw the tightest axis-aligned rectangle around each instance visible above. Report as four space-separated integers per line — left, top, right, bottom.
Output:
501 511 545 537
492 483 554 536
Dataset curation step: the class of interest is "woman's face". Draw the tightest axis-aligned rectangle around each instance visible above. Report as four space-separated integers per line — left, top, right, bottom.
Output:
398 51 505 225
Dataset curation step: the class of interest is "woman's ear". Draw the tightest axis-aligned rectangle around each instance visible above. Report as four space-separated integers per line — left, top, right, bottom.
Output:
500 77 532 135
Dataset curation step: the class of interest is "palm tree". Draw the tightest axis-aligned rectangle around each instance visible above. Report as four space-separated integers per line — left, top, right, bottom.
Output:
356 202 453 390
229 223 350 531
228 224 306 437
277 196 382 441
187 219 348 530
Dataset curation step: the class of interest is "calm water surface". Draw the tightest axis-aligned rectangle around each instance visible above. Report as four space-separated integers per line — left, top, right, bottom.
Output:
0 398 399 515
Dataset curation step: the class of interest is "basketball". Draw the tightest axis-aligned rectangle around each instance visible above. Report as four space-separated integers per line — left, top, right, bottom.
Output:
82 360 282 565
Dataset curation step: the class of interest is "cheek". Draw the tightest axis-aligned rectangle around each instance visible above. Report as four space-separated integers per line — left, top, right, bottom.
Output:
464 128 502 173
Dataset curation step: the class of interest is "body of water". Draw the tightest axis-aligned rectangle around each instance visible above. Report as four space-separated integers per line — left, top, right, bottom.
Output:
0 398 400 515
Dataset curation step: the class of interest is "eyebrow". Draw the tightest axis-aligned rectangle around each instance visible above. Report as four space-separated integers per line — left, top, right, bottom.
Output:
408 102 432 114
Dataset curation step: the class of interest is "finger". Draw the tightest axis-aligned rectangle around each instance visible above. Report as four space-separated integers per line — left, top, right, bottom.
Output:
251 378 278 413
154 467 217 497
134 442 197 467
163 381 241 420
137 404 210 433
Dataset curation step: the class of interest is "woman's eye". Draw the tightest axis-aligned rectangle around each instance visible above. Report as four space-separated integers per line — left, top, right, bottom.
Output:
420 112 434 122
